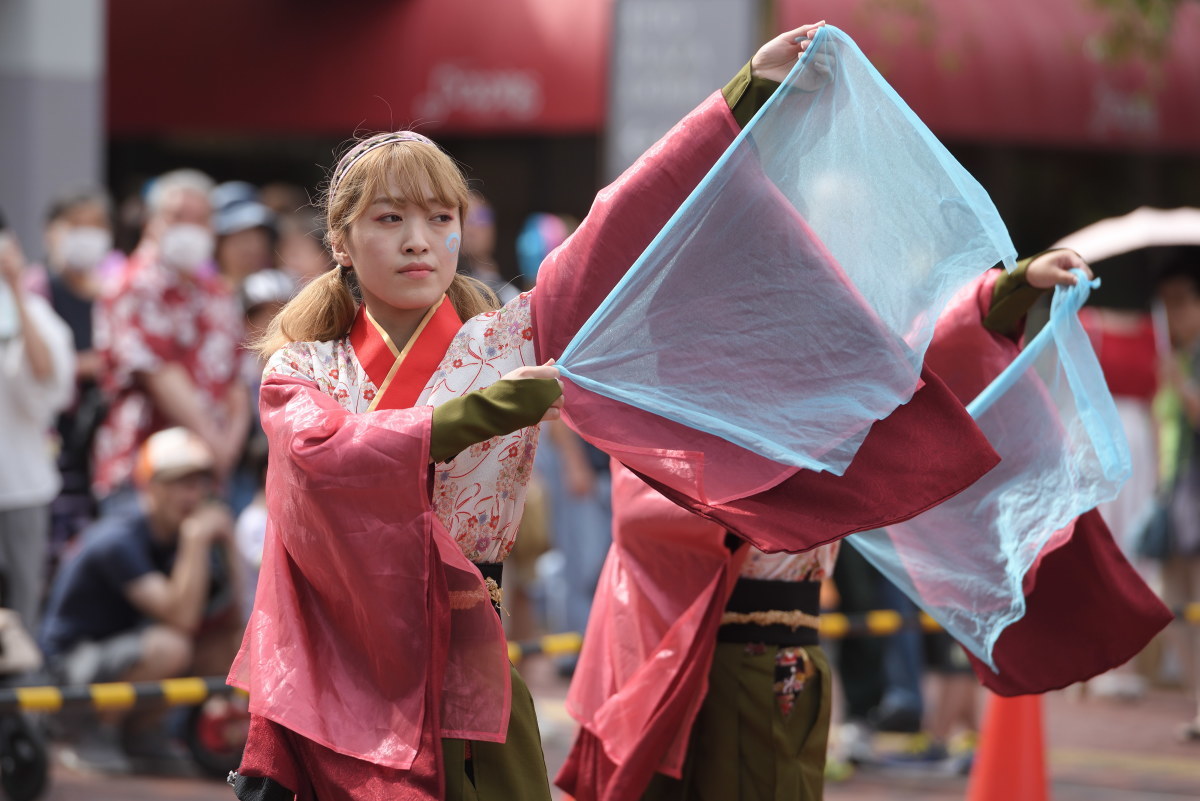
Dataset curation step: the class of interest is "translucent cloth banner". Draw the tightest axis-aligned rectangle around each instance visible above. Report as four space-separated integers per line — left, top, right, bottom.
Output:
849 272 1131 669
556 25 1017 475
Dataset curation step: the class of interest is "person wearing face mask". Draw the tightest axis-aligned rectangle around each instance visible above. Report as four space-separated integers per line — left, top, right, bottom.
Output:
25 189 124 300
26 191 125 560
92 169 249 519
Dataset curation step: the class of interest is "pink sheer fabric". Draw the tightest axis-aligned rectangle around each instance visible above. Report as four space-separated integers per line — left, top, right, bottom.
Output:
560 463 741 799
228 375 509 771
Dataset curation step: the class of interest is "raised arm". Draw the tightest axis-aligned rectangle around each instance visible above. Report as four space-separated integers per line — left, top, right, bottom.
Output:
985 249 1093 337
532 23 827 361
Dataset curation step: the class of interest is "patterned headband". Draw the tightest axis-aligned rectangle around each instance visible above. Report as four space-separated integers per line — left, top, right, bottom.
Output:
329 131 436 197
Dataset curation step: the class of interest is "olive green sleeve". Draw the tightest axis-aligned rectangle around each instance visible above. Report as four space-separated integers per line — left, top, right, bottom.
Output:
429 378 562 464
722 61 782 129
983 255 1041 336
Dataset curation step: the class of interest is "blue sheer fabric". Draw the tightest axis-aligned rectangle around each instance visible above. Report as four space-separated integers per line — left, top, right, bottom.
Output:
849 272 1131 669
556 26 1016 475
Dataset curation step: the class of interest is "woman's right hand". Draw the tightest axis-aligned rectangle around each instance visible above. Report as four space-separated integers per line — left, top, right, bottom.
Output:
502 360 564 422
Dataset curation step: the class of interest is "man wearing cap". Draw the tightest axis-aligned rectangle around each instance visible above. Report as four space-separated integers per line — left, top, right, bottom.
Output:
40 426 243 701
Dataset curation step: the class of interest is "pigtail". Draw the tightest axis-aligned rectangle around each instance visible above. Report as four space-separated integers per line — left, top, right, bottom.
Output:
254 266 357 357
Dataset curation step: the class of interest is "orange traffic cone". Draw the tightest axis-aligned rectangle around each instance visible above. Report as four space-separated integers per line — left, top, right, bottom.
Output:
965 692 1049 801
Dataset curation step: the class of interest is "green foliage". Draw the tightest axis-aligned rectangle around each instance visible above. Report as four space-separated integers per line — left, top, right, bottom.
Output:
1090 0 1191 63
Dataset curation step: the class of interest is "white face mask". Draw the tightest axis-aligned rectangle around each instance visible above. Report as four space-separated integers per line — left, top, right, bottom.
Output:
59 226 113 272
159 224 214 273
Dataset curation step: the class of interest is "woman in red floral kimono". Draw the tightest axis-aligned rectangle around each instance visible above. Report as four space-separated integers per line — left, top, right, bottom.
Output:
226 126 566 801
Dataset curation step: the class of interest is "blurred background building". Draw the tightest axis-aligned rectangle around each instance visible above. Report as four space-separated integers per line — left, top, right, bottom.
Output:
1 0 1198 297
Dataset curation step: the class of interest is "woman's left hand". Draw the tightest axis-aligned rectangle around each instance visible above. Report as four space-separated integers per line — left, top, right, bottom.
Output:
1026 249 1094 290
751 21 827 82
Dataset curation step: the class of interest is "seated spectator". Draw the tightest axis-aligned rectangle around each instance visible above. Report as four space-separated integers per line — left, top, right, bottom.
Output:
40 427 244 769
42 426 244 684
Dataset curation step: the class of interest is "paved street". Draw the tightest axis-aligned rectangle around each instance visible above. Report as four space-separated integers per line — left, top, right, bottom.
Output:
38 657 1200 800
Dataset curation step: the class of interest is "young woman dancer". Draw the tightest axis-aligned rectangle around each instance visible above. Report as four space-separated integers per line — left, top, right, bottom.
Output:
228 21 852 801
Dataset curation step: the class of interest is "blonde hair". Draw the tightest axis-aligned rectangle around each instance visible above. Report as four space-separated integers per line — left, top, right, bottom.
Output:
255 135 499 357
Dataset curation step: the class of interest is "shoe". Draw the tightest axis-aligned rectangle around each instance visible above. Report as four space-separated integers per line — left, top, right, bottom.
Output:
948 748 975 776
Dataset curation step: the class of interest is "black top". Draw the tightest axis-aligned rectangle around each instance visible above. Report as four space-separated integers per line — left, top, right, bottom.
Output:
48 274 93 352
40 511 230 657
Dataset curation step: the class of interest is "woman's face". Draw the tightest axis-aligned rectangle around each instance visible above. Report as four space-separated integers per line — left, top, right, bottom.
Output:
340 178 461 316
